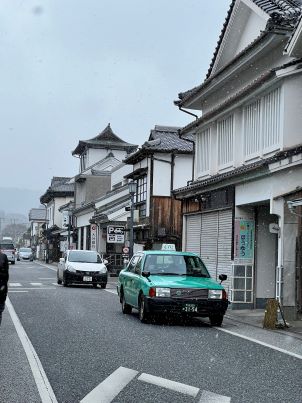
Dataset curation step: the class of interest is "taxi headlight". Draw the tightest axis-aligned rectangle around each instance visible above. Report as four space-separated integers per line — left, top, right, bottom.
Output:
208 289 222 299
156 288 170 297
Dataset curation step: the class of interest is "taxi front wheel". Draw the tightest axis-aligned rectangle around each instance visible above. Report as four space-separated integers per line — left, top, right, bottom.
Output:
138 295 150 323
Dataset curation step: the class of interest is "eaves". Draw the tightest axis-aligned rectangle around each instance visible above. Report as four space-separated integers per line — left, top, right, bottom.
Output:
73 202 95 215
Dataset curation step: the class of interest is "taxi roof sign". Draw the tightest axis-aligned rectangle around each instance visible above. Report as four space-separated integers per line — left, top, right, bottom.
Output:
161 243 176 251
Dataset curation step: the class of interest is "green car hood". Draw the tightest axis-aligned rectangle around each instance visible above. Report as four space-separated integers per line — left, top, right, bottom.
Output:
148 275 224 290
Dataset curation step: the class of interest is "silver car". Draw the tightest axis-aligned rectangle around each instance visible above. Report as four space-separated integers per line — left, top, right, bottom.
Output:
17 247 33 261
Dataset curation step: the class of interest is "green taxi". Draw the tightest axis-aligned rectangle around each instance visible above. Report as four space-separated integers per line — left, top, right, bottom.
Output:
117 250 228 325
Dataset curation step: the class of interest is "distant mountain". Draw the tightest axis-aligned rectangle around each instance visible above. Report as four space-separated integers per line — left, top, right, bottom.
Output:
0 187 43 216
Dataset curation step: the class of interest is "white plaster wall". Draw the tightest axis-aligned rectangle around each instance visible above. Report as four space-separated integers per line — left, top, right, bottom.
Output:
76 211 94 227
53 197 73 228
236 165 302 206
255 206 278 300
111 164 132 188
282 73 302 149
153 154 171 196
87 148 127 167
235 7 266 56
173 155 193 190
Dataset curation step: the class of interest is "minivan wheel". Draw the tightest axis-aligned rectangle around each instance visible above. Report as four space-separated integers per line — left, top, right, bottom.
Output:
138 295 149 323
62 275 69 287
209 314 224 327
121 294 132 314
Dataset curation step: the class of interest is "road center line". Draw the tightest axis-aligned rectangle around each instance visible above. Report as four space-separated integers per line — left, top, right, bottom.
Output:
6 298 58 403
217 327 302 360
138 373 199 397
80 366 138 403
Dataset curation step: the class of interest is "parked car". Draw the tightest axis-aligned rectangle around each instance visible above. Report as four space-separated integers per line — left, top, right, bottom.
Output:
57 249 108 288
0 242 16 264
117 250 228 325
17 247 34 261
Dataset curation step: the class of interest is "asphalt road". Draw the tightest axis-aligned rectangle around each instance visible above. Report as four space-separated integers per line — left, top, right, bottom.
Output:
6 261 302 403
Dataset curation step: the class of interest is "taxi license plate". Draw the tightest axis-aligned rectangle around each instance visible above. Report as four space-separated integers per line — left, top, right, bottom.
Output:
83 276 92 282
182 304 198 313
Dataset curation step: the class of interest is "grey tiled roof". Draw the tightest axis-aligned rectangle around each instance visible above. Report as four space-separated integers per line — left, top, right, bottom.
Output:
123 125 193 164
176 0 302 108
40 177 74 204
28 208 47 221
72 124 137 156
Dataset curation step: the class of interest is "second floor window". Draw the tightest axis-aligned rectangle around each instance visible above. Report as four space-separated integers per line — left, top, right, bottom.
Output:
196 128 211 176
217 115 234 168
244 87 281 159
136 176 147 203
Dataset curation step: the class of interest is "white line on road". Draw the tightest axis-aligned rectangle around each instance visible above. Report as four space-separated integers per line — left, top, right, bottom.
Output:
30 283 43 286
138 373 200 397
80 366 138 403
217 327 302 360
9 290 29 293
199 390 231 403
39 278 56 280
105 289 118 295
9 287 55 291
9 282 22 287
6 298 58 403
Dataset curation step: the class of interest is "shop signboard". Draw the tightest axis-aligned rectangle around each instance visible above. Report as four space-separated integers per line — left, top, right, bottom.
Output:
234 219 255 264
107 226 125 243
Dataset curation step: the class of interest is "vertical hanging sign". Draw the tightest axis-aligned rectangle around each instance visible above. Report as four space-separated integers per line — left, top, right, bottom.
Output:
91 224 97 251
234 219 255 264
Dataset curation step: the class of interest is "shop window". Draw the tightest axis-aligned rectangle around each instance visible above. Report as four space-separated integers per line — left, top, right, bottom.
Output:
231 264 253 303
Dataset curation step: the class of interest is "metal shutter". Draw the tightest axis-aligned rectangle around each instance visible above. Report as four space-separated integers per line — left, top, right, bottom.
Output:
200 211 218 279
185 214 201 255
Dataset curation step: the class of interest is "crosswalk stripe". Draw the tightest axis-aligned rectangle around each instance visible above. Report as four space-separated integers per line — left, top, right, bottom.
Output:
199 390 231 402
9 283 22 287
30 283 43 286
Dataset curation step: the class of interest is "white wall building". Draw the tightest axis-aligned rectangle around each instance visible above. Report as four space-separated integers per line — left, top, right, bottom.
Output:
174 0 302 319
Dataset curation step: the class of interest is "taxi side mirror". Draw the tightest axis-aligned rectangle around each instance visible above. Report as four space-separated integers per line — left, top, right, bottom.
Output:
142 271 151 278
219 274 227 283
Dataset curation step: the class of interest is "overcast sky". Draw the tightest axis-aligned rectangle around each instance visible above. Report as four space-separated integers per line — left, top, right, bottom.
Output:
1 1 230 191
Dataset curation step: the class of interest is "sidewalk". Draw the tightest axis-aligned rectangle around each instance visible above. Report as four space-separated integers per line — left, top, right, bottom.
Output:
225 308 302 339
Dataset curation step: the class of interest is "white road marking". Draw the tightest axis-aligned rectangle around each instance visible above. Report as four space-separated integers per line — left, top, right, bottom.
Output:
30 283 43 286
199 390 231 403
80 366 138 403
138 373 199 397
9 287 55 291
9 282 22 287
39 278 56 280
217 327 302 360
9 290 28 293
6 298 58 403
105 289 118 295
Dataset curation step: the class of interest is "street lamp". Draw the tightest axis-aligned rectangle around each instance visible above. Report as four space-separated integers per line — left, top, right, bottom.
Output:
128 181 136 259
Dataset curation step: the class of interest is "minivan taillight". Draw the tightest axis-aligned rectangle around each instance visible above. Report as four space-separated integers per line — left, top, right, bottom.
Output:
222 289 227 300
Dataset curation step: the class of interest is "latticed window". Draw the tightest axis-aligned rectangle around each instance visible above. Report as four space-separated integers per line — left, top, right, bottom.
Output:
217 115 234 168
243 87 281 159
136 176 147 203
135 176 147 218
196 128 211 176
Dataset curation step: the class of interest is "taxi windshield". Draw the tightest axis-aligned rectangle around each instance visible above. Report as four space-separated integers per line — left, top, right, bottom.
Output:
143 254 210 277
